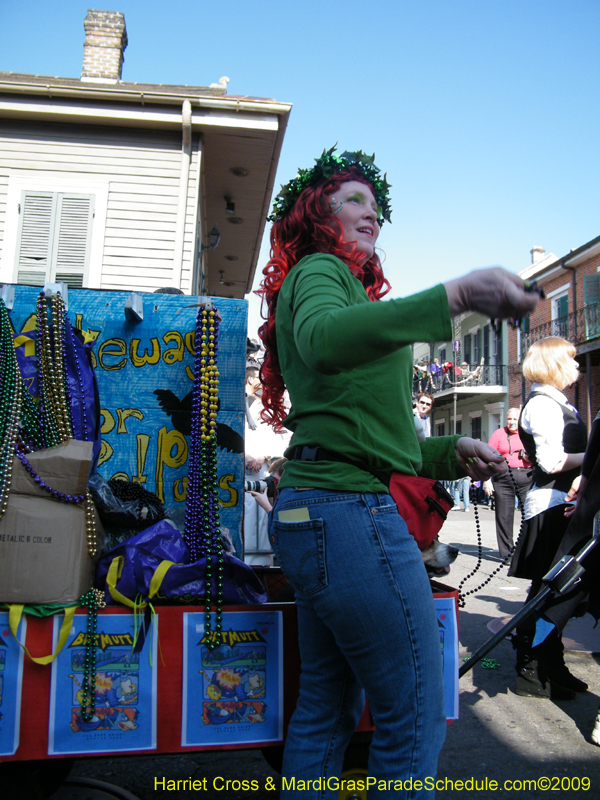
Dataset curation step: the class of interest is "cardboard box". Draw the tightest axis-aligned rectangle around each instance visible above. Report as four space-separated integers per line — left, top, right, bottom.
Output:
0 440 102 605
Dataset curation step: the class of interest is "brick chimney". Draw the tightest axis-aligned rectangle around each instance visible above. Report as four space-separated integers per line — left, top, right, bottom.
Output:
81 10 128 83
530 246 545 264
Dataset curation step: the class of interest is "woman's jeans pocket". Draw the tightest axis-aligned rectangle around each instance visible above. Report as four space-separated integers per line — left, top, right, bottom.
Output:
271 518 327 596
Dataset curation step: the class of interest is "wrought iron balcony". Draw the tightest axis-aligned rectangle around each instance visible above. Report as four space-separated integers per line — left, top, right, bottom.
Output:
413 364 508 398
517 302 600 358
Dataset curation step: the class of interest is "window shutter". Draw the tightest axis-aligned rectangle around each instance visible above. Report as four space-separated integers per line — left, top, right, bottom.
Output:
584 275 600 305
15 191 94 288
52 194 94 287
15 192 55 285
584 275 600 340
473 329 481 363
463 334 471 366
558 294 569 316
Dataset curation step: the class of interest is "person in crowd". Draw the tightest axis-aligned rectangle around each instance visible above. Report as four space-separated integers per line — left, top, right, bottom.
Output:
484 408 533 557
419 357 434 392
413 364 421 396
460 361 475 382
248 457 288 514
474 480 489 505
441 359 456 388
417 362 429 393
415 392 434 438
429 357 443 390
452 475 471 511
508 337 588 700
243 362 272 565
244 363 291 564
256 146 538 797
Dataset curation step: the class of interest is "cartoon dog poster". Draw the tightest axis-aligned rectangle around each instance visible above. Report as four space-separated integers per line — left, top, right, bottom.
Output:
49 613 157 755
182 611 283 746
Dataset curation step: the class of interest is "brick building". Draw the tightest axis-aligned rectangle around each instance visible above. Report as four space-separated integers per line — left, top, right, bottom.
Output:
509 236 600 430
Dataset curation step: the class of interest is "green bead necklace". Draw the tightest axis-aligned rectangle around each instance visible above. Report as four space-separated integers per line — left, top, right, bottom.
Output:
0 298 22 520
77 588 106 722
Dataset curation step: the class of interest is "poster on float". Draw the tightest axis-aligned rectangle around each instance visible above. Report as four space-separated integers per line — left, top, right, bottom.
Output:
434 596 459 720
0 612 25 756
8 287 247 557
48 613 157 755
182 610 283 747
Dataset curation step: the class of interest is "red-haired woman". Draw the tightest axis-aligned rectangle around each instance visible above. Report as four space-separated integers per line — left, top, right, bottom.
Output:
257 148 538 798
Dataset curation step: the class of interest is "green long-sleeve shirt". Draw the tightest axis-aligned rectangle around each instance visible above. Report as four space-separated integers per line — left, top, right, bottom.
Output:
276 253 465 493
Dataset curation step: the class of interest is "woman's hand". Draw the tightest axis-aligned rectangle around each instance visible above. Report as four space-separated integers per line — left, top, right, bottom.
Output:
455 437 507 481
444 267 539 320
483 479 494 496
564 475 585 517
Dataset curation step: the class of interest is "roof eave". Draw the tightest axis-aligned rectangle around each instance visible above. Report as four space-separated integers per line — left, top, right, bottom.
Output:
519 234 600 285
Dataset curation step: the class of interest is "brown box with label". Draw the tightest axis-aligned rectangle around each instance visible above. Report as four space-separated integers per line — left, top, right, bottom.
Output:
0 439 102 605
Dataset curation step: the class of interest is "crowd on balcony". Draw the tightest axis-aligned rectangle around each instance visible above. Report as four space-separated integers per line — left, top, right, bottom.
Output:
412 357 484 397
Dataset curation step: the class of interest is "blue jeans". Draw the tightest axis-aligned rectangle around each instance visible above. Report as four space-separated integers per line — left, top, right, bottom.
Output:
270 488 446 799
453 477 470 510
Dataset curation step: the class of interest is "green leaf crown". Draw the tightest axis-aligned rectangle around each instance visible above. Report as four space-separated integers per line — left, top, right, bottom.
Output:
268 145 392 225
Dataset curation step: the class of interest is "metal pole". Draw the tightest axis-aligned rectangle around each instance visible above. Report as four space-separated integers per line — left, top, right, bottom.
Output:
453 390 457 435
459 585 552 677
460 522 599 677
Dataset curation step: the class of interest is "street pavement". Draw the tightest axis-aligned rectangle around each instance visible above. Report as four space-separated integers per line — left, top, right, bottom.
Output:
54 503 600 800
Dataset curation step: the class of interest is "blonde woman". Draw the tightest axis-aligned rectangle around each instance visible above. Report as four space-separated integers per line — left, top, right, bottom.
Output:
509 337 587 699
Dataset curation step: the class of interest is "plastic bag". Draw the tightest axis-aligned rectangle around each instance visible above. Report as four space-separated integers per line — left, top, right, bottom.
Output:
15 323 101 468
94 520 267 606
89 473 164 528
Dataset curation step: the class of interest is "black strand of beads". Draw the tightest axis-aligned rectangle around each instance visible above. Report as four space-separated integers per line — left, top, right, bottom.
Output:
457 468 527 608
107 478 165 522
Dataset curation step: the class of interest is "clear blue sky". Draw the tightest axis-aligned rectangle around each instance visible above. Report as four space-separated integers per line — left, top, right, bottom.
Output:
2 0 599 336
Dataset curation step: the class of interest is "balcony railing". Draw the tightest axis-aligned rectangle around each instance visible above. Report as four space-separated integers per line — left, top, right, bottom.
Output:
519 302 600 356
413 364 508 398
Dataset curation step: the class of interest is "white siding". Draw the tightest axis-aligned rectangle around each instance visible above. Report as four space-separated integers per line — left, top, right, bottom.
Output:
0 121 200 292
0 172 8 262
181 171 199 292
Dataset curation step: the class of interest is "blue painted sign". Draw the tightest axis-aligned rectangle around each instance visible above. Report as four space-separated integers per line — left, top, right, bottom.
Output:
8 288 247 555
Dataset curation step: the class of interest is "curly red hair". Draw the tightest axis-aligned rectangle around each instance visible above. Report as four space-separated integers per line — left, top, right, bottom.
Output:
256 166 391 430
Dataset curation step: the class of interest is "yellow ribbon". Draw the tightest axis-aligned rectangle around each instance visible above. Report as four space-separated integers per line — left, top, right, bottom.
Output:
106 556 177 665
106 556 177 607
8 603 76 665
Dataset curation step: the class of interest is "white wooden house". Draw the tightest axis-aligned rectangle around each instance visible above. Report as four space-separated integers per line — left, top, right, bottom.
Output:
0 10 291 298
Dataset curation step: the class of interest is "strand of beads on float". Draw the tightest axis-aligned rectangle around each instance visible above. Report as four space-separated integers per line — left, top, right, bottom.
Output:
184 303 224 650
